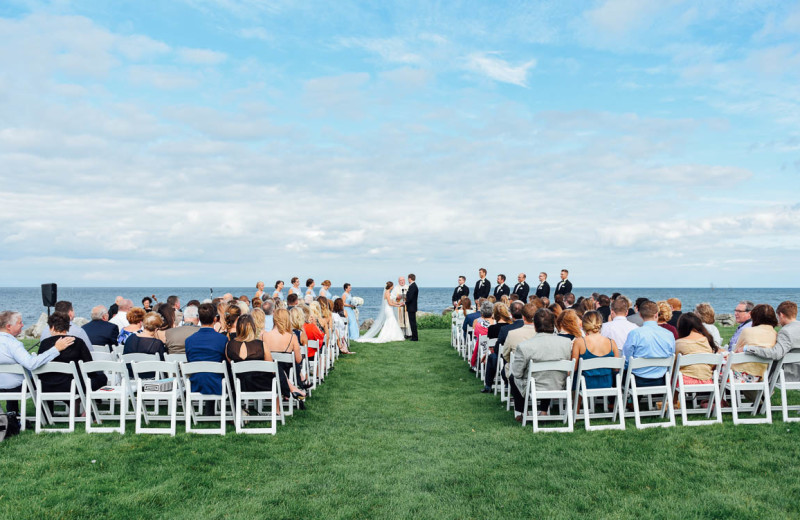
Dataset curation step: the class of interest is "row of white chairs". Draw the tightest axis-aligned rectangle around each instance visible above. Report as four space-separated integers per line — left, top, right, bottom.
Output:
450 317 800 432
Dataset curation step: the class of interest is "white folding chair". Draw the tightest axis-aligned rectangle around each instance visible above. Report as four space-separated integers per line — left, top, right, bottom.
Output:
121 353 162 364
230 360 282 435
31 362 84 433
92 345 111 353
307 340 321 389
521 359 574 433
573 357 625 431
299 344 313 397
465 326 474 361
719 352 772 425
78 360 130 434
622 356 676 430
132 360 184 435
495 354 506 398
506 351 516 411
165 353 188 365
0 364 36 431
111 345 124 359
181 361 234 435
670 353 723 426
451 315 458 347
271 352 300 416
768 352 800 423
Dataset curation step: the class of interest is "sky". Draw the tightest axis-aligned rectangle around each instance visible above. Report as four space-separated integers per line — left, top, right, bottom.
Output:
1 0 800 289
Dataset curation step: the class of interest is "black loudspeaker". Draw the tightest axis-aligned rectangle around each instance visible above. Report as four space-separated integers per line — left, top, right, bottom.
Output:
42 283 58 307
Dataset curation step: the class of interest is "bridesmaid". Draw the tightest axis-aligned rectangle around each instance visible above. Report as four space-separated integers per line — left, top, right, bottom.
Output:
272 280 284 301
288 277 303 298
342 283 360 340
254 281 266 300
319 280 333 299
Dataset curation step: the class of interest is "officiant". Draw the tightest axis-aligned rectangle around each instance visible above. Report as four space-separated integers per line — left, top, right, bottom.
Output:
391 276 411 337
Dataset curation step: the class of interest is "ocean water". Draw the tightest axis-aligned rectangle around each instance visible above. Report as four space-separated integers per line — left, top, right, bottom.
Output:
2 286 800 330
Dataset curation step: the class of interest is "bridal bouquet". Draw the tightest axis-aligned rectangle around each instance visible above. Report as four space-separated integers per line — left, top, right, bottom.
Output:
351 296 364 307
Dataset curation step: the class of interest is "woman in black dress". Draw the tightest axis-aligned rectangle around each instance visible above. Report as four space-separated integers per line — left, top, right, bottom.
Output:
226 314 275 392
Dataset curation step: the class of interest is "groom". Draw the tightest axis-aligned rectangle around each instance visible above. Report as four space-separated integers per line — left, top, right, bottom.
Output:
405 273 419 341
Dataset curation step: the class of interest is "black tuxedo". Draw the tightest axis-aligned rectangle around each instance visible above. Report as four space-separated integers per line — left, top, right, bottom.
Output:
473 278 491 300
82 319 120 346
535 281 550 298
451 284 469 306
555 279 572 296
512 282 529 302
405 282 419 341
493 283 510 300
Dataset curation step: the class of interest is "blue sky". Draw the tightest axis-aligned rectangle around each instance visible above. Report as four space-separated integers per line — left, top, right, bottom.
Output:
1 0 799 288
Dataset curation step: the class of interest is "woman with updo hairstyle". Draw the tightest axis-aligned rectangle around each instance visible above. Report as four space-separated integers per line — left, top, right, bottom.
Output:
223 303 243 340
675 312 718 385
556 309 583 341
694 302 722 349
319 280 333 299
487 302 513 342
254 281 265 300
657 301 678 339
118 307 146 345
570 310 619 389
124 312 166 358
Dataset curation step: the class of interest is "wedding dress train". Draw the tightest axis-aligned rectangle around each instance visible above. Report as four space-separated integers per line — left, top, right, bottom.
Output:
358 291 406 343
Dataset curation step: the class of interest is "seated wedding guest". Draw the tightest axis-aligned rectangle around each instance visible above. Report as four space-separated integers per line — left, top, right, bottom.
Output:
289 306 310 356
732 303 778 384
501 303 539 381
729 300 755 350
601 296 638 350
226 314 276 395
314 298 332 339
185 303 228 410
548 303 563 318
571 311 619 389
1 311 73 416
482 303 514 392
510 309 572 420
743 301 800 381
154 304 176 343
556 309 583 341
273 280 285 301
554 294 565 307
254 281 266 300
563 293 576 309
252 298 263 310
263 309 308 401
109 295 124 320
497 301 525 348
251 308 267 335
667 298 683 327
165 305 200 354
286 293 300 311
303 305 325 358
319 280 333 299
331 298 354 354
657 301 679 339
123 312 166 358
540 296 550 307
675 312 718 385
82 306 119 346
470 301 495 369
627 297 649 326
222 303 243 339
38 312 107 399
487 296 497 304
305 278 316 303
455 297 472 318
239 295 251 309
501 295 510 306
141 296 154 312
622 300 675 387
577 297 595 318
596 295 611 323
261 299 275 332
186 299 201 309
222 293 234 303
462 298 484 341
118 307 145 345
110 299 133 330
40 301 94 351
694 303 722 349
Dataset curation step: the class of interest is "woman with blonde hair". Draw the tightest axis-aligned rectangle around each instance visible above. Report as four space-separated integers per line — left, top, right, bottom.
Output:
226 314 276 393
657 301 678 339
262 309 308 401
254 281 266 300
251 308 266 336
571 311 619 389
304 302 326 359
124 312 166 358
289 306 309 354
556 309 582 341
694 303 722 349
487 302 513 342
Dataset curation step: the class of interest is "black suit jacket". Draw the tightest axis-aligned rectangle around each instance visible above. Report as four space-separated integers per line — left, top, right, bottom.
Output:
405 282 418 312
473 278 491 300
535 281 550 298
512 282 529 302
494 283 510 299
82 319 120 346
555 279 573 296
452 284 469 305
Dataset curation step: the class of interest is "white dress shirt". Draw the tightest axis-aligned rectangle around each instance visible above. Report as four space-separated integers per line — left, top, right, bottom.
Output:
601 316 638 351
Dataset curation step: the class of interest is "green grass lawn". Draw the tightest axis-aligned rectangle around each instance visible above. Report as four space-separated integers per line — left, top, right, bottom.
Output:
3 329 800 519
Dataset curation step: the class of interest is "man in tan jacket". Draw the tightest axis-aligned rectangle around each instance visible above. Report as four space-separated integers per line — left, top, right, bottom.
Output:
502 302 538 378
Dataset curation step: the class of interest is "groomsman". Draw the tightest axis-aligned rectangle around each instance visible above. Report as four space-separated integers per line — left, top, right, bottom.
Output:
555 269 572 297
512 273 530 302
474 268 491 300
493 274 510 300
452 276 469 307
535 272 550 298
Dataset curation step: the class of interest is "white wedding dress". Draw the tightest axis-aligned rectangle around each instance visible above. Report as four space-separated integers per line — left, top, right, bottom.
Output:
358 290 407 343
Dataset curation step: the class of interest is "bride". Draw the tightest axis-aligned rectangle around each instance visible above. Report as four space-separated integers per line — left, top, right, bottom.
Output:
358 281 407 343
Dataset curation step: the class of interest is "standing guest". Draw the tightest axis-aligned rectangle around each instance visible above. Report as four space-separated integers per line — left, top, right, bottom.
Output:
1 311 73 416
40 301 95 351
657 301 679 339
493 274 510 300
118 308 145 345
512 273 530 302
622 301 676 388
123 312 166 358
110 299 133 330
254 281 266 300
571 311 619 389
470 301 495 369
729 300 755 350
510 309 573 420
474 268 491 301
184 303 228 409
261 299 275 332
165 305 200 354
743 301 800 381
555 269 572 297
82 306 119 346
601 297 638 350
342 283 360 340
667 298 683 328
556 309 583 341
225 314 277 395
596 295 611 323
627 298 649 327
694 303 722 350
482 303 513 393
273 280 285 301
675 313 718 386
732 304 779 384
141 297 154 312
535 272 550 299
319 280 333 299
109 296 124 320
304 278 316 303
452 276 469 308
288 277 303 298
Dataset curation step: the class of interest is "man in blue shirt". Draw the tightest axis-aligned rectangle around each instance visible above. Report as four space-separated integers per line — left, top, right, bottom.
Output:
622 300 675 387
728 300 754 350
185 303 227 415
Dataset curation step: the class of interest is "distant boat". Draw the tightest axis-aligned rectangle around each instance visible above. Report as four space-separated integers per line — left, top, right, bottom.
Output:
710 283 715 291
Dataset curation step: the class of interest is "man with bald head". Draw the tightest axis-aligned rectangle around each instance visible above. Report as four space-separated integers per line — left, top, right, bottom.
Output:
82 306 120 346
110 299 133 330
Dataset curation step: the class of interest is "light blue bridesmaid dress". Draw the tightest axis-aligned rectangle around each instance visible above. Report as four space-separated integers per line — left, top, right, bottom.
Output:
344 292 360 340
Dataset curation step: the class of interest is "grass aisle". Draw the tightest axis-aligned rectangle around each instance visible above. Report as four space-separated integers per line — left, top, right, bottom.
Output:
2 329 800 519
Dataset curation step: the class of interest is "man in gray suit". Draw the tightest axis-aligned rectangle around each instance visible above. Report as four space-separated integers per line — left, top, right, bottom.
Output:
744 301 800 381
165 305 200 354
510 308 572 422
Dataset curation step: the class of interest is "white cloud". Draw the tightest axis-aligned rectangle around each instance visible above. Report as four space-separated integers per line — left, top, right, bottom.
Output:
176 47 228 65
337 37 422 64
238 27 271 41
465 52 536 87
